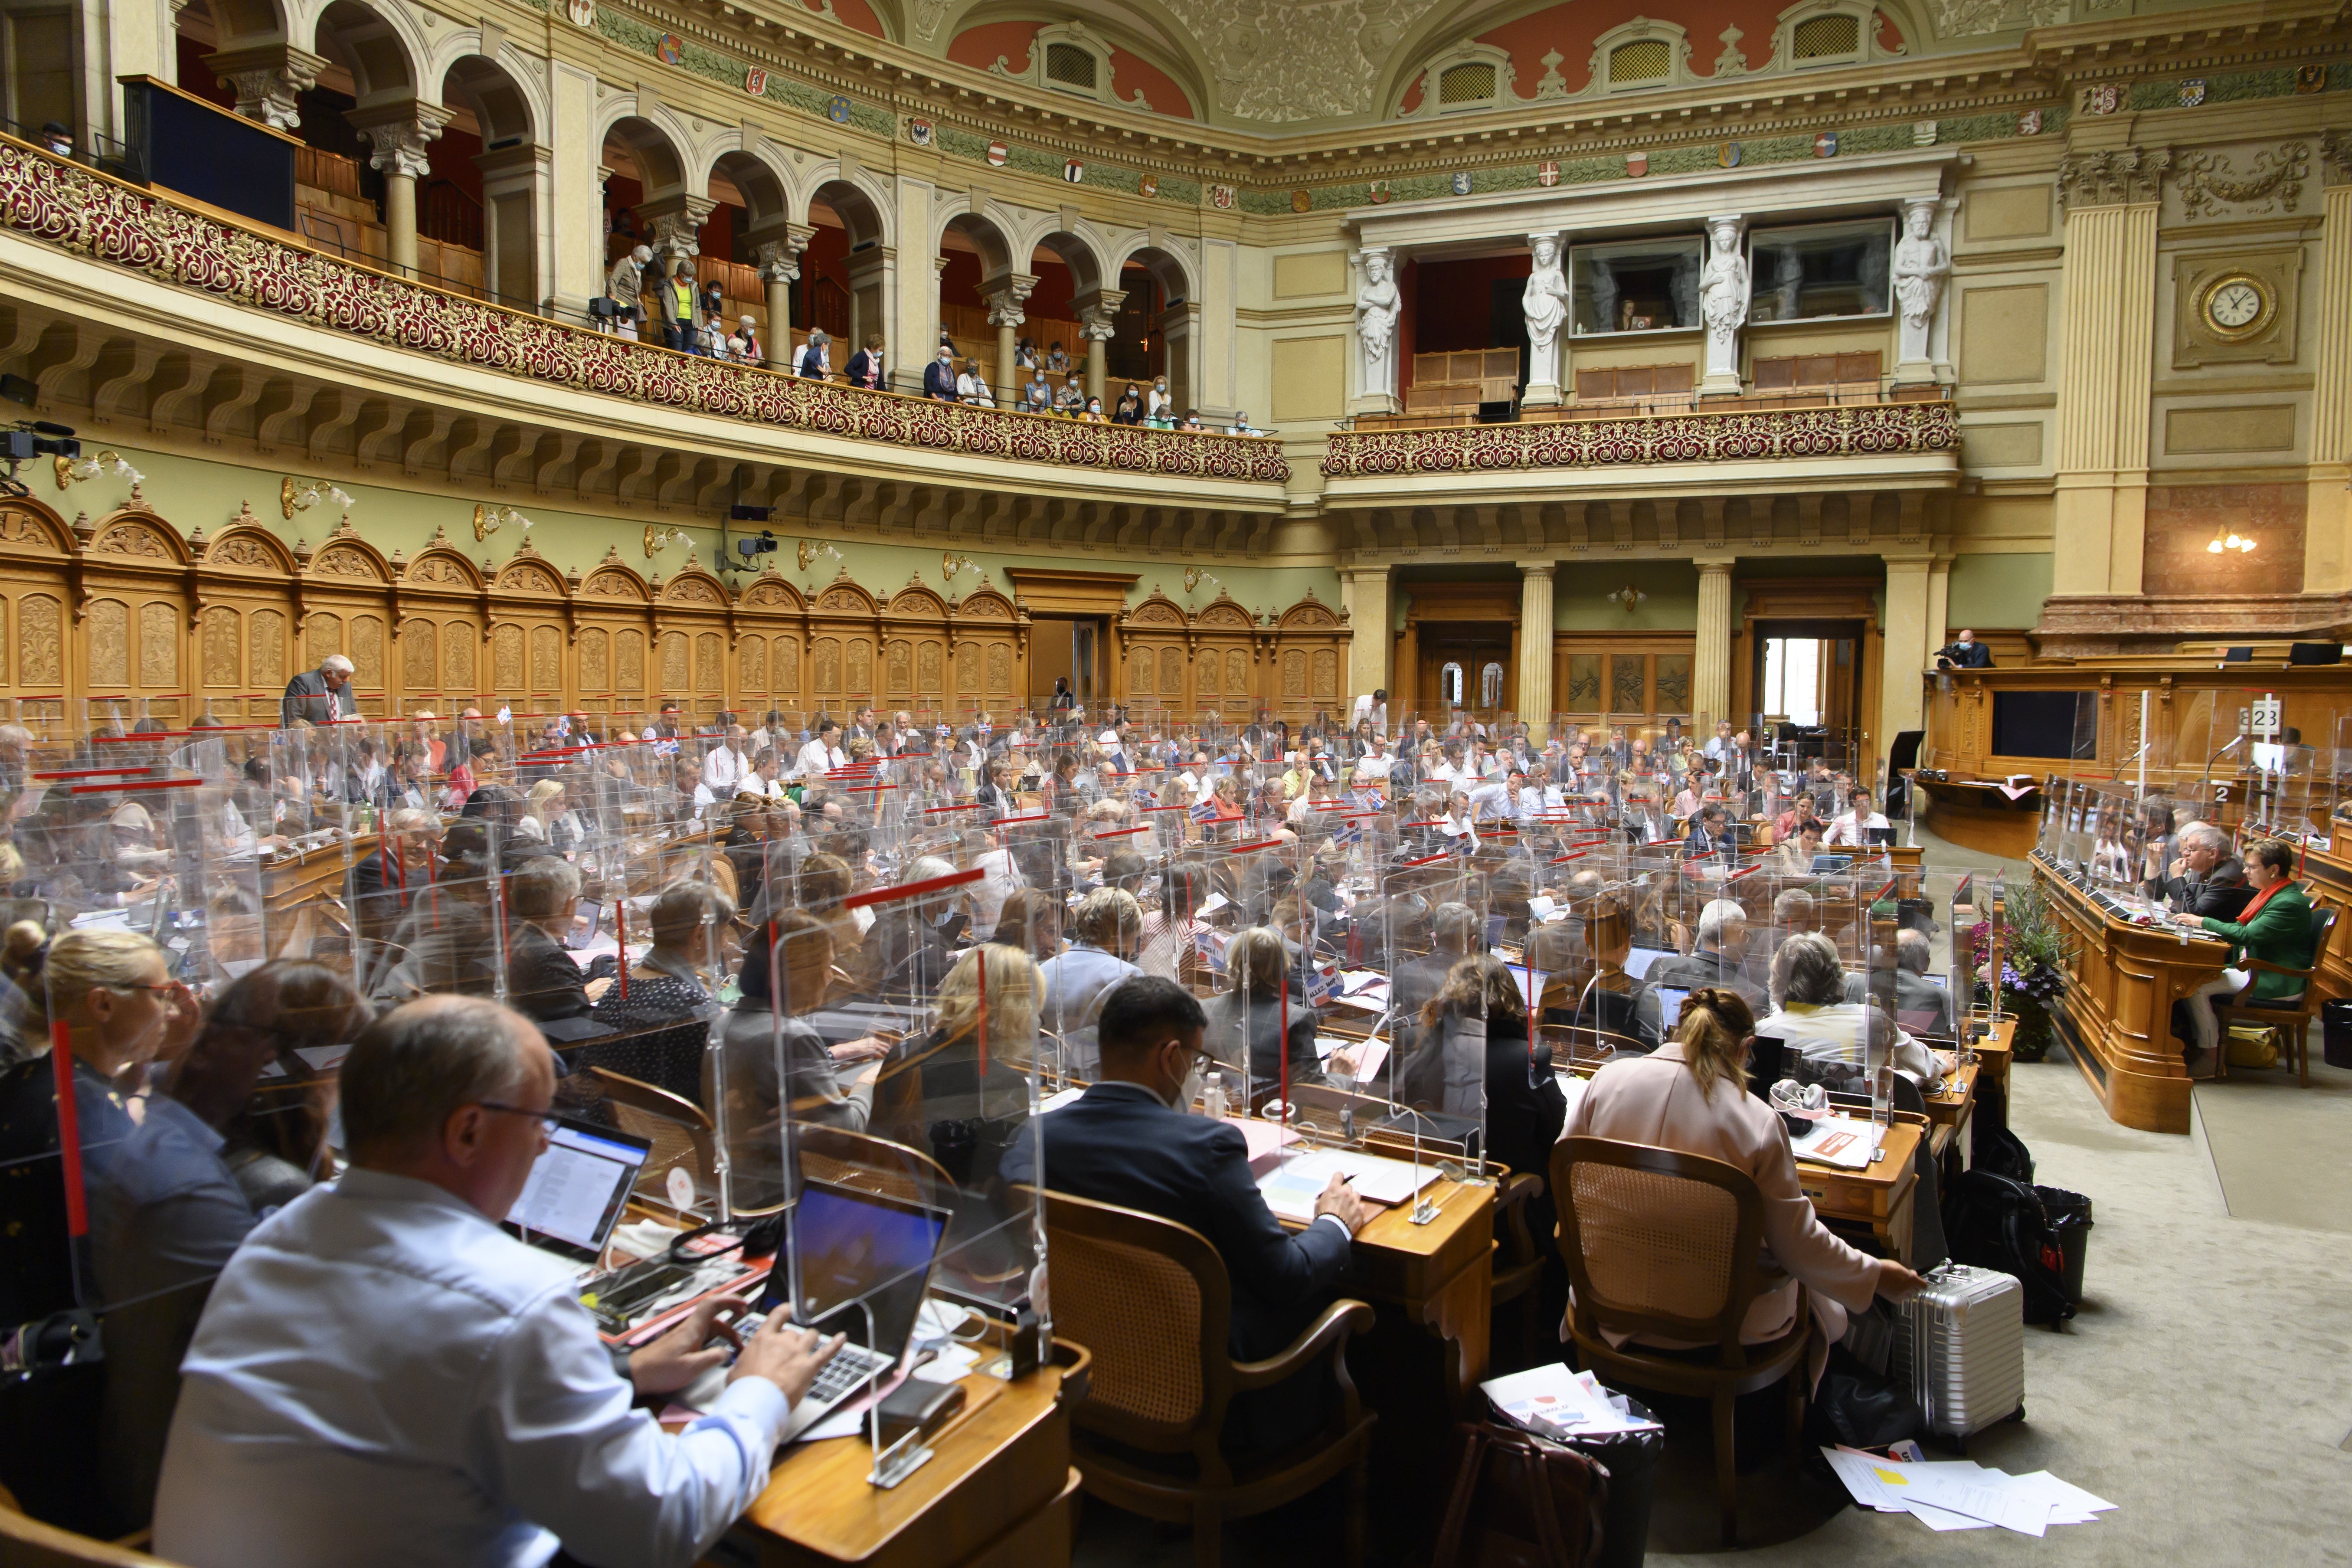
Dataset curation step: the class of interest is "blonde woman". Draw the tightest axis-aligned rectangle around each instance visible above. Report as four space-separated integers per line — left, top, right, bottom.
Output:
877 944 1040 1170
1563 988 1923 1385
520 778 576 853
0 924 197 1468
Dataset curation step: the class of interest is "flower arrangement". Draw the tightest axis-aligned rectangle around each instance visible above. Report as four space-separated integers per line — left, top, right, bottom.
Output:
1971 881 2071 1062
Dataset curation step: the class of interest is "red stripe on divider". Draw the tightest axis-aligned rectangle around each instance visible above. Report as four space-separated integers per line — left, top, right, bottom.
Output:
843 867 985 910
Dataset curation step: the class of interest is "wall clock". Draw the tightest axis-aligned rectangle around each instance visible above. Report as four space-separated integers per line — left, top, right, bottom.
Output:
2197 272 2273 341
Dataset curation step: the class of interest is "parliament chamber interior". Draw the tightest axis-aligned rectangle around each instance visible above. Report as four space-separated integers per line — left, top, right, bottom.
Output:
0 0 2347 1561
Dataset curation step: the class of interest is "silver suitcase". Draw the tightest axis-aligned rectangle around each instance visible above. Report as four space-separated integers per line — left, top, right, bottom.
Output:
1891 1263 2025 1445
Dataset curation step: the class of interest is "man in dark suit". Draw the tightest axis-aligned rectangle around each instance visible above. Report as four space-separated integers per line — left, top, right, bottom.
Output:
281 655 357 727
1935 629 1994 668
504 857 603 1028
2156 820 2251 921
1002 976 1365 1366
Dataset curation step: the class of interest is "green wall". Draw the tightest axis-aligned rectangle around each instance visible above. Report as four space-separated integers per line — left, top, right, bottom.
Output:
1553 561 1699 631
62 444 1340 617
1946 552 2052 632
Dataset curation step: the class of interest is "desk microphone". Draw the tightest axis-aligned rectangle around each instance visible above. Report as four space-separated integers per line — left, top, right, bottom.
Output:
2198 734 2245 805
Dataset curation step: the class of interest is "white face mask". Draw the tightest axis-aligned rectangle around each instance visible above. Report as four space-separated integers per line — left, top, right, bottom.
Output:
1169 1053 1207 1113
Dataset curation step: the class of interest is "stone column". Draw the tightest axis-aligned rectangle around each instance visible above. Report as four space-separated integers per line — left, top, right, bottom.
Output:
348 103 454 279
752 224 812 370
1517 563 1556 742
1880 555 1934 763
1339 565 1390 716
206 43 325 129
1075 288 1126 407
1159 298 1202 416
983 274 1037 404
1926 556 1953 659
2305 137 2352 594
1692 555 1735 732
1521 230 1568 410
2051 149 2169 599
546 62 604 325
638 194 714 278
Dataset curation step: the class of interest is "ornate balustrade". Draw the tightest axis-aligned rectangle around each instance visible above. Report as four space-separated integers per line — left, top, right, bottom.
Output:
0 137 1289 487
1322 400 1959 478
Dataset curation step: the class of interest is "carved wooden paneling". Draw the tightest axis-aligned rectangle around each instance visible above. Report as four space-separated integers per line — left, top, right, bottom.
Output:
1611 654 1646 712
739 635 766 692
986 642 1012 697
659 631 688 694
1197 648 1220 696
579 628 610 691
693 632 721 694
916 639 942 697
886 638 913 697
1225 648 1248 700
18 595 58 687
1282 648 1306 698
492 625 525 692
87 600 127 686
772 635 799 693
846 638 872 698
1655 654 1692 713
203 607 248 689
954 642 979 699
813 638 841 695
344 614 381 689
1311 648 1336 698
442 621 477 697
244 609 283 691
138 602 177 688
530 626 562 694
402 619 436 691
616 630 645 692
1159 647 1183 694
307 611 344 668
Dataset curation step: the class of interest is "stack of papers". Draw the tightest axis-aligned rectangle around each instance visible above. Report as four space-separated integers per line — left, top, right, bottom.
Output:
1257 1145 1439 1221
1789 1115 1881 1169
1822 1447 2117 1535
1481 1364 1662 1440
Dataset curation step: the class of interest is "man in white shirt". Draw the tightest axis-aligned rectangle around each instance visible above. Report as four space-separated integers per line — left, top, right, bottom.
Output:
1351 737 1393 787
1703 720 1736 761
1351 688 1388 735
1822 786 1893 847
702 723 752 795
154 996 840 1568
795 719 846 779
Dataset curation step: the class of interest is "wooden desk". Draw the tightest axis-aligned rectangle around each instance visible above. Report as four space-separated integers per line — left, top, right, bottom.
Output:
1915 776 2043 860
1796 1120 1923 1263
2034 853 2225 1134
739 1339 1087 1568
1326 1174 1495 1408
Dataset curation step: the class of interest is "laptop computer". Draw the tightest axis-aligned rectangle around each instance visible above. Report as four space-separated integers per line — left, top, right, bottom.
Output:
1653 985 1691 1029
744 1181 954 1442
1810 854 1853 874
503 1117 654 1266
1865 826 1898 846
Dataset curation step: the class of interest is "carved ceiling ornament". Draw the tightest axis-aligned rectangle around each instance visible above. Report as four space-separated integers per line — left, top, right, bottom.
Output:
2056 146 2173 210
2176 143 2311 219
1162 0 1453 124
1921 0 2067 36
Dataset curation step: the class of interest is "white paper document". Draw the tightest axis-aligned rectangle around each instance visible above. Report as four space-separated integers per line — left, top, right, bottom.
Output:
1256 1145 1439 1220
1821 1448 2112 1537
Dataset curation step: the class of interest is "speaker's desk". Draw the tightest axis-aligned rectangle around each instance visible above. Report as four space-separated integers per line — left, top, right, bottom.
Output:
2032 853 2228 1134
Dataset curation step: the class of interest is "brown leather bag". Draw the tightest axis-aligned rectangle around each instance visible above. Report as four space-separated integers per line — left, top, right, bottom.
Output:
1432 1421 1610 1568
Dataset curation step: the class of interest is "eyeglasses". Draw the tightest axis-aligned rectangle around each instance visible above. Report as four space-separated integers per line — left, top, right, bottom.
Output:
476 1101 559 1136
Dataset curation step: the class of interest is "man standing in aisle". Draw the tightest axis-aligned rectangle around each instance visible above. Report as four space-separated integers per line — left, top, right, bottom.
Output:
282 654 358 727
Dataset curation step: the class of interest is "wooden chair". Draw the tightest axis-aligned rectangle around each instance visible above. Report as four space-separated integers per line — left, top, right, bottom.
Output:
1550 1135 1816 1548
2211 903 2338 1087
1034 1187 1376 1568
0 1490 178 1566
588 1066 717 1205
1489 1169 1551 1372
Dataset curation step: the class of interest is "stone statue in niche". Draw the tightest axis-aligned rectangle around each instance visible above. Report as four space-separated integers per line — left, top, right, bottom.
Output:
1892 199 1950 382
1354 249 1401 399
1521 233 1570 401
1698 215 1747 393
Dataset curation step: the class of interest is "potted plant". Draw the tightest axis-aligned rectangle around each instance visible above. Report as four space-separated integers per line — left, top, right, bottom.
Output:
1972 882 2069 1063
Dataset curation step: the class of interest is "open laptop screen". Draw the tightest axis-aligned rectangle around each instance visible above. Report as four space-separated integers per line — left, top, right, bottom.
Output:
760 1182 951 1358
503 1118 652 1264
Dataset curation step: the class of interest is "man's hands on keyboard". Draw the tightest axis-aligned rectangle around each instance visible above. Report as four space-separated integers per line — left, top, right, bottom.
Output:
729 1312 847 1408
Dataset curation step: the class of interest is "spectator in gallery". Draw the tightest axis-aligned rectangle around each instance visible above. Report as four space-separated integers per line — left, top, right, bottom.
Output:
844 333 886 390
957 359 995 406
1046 341 1070 373
1024 370 1053 412
795 328 831 378
1014 336 1040 370
1112 383 1143 424
1147 374 1173 422
1055 381 1086 415
923 344 959 400
729 315 761 363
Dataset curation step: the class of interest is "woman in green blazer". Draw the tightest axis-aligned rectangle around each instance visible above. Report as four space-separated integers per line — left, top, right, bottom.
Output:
2172 837 2316 1071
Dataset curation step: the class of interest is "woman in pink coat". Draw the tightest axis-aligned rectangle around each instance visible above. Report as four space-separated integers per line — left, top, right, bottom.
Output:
1561 988 1923 1384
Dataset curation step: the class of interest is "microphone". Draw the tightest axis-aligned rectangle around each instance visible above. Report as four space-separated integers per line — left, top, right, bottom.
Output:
2198 734 2245 805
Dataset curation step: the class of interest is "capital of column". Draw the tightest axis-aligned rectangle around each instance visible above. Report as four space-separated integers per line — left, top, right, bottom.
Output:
638 195 718 262
752 223 815 284
207 43 328 130
347 101 455 180
981 272 1038 328
1517 560 1556 579
2056 146 2174 211
1075 289 1127 341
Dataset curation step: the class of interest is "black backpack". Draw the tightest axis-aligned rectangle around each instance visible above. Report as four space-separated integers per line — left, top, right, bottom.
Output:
1943 1169 2074 1325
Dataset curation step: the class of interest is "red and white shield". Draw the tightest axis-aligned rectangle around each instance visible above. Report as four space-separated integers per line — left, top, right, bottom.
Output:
1626 152 1648 177
1537 160 1560 187
986 141 1008 166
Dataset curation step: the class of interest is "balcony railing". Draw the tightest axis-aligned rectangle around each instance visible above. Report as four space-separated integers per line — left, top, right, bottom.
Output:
0 135 1289 487
1322 397 1959 478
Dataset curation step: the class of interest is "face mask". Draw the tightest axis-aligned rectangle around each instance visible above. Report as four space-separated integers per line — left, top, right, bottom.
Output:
1169 1054 1207 1113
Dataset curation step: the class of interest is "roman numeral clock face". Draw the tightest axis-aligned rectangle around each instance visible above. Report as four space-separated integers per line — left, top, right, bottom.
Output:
2201 275 2269 338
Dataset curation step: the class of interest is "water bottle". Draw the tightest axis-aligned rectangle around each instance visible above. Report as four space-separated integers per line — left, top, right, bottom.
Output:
1200 1070 1227 1121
